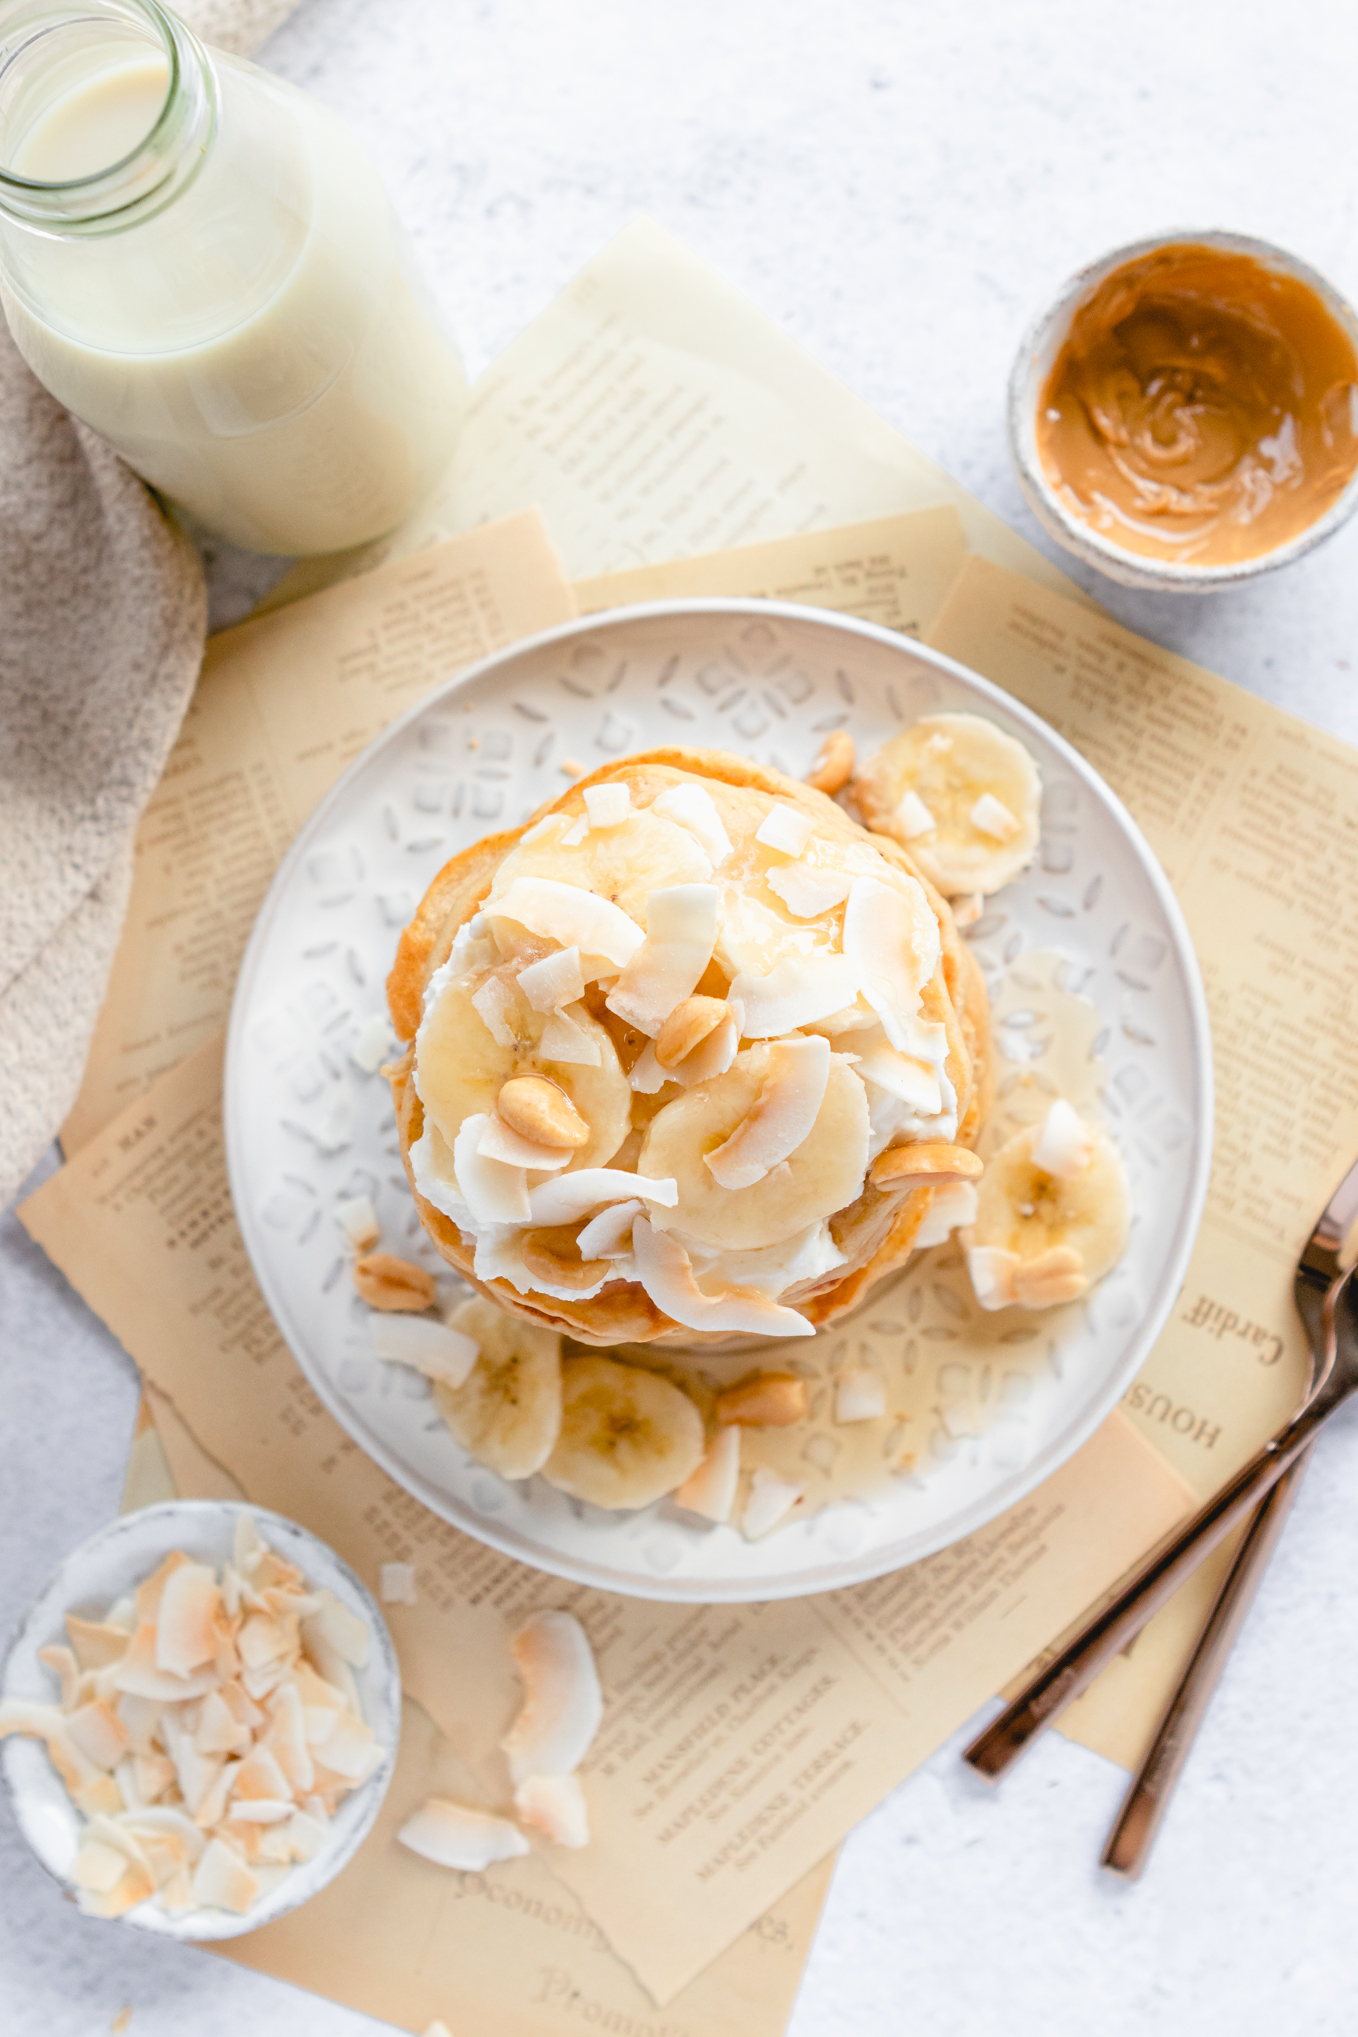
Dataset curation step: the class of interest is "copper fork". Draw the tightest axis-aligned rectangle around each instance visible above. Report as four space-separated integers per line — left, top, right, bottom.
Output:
963 1155 1358 1786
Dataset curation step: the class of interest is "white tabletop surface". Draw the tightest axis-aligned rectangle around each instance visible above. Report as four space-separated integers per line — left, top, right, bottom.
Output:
5 0 1358 2031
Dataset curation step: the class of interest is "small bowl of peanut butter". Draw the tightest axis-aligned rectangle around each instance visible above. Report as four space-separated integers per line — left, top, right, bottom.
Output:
1009 231 1358 590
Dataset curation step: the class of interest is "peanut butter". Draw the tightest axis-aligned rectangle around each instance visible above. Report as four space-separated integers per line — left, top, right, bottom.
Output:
1036 243 1358 566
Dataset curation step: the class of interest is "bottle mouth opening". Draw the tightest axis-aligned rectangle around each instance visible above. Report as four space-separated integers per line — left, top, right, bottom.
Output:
0 0 212 230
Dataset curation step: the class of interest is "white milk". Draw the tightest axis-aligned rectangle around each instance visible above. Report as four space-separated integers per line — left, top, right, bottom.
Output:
0 39 466 554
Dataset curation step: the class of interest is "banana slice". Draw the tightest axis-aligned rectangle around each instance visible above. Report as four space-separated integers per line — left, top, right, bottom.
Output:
966 1103 1130 1311
486 806 714 942
416 965 630 1176
637 1044 869 1252
854 712 1041 895
432 1298 563 1477
541 1356 706 1509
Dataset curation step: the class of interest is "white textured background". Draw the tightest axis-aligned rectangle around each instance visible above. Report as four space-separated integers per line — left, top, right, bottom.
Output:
5 1 1358 2031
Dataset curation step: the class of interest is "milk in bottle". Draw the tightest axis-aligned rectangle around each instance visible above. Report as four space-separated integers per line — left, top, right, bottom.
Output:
0 0 467 554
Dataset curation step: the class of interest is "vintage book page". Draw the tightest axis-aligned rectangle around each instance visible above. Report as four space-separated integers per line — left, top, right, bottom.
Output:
927 555 1358 1758
260 218 1089 614
63 510 577 1153
574 507 969 639
22 1037 1193 2006
113 1398 835 2037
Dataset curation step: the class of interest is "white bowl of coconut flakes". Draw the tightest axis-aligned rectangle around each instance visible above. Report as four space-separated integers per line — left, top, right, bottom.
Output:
0 1501 400 1939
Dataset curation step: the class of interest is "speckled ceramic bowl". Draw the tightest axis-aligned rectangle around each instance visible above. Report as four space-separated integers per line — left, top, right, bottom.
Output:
0 1501 401 1940
1008 228 1358 592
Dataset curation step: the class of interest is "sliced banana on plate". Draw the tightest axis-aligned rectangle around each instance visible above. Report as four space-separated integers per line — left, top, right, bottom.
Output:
966 1100 1130 1311
433 1298 563 1478
637 1042 869 1252
542 1355 707 1509
854 711 1041 896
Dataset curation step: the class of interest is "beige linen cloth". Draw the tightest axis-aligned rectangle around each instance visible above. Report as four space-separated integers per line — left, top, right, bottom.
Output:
0 0 300 1210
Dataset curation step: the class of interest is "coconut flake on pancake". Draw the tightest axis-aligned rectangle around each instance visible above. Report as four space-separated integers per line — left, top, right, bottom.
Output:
675 1425 741 1523
852 1032 943 1116
631 1218 815 1336
527 1169 678 1226
841 875 940 1051
766 862 854 918
687 1219 845 1298
398 1797 529 1870
473 1225 617 1301
453 1114 530 1224
370 1315 480 1389
516 946 585 1013
501 1611 603 1784
476 1114 573 1172
755 803 815 856
489 878 644 974
651 782 732 865
606 883 720 1035
539 1004 602 1066
583 782 632 828
576 1199 644 1259
469 976 519 1049
728 950 859 1036
627 1040 670 1094
913 1179 979 1247
705 1035 830 1189
410 1126 474 1228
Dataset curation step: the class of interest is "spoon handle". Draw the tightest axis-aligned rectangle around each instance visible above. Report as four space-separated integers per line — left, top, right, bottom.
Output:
1100 1449 1311 1878
963 1396 1333 1782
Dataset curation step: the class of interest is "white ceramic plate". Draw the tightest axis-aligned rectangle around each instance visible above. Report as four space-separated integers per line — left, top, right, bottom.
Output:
0 1502 401 1940
225 601 1212 1602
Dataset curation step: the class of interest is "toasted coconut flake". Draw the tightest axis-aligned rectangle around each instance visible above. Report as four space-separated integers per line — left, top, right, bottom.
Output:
37 1643 81 1711
370 1313 480 1390
894 789 937 839
191 1836 260 1914
124 1805 208 1866
654 994 727 1070
161 1712 226 1818
476 1113 573 1172
111 1623 220 1702
78 1859 156 1919
631 1219 815 1338
67 1699 131 1772
131 1751 177 1802
234 1515 267 1579
853 1034 944 1114
192 1689 249 1757
158 1867 195 1912
303 1590 371 1671
353 1251 439 1311
1031 1098 1095 1180
155 1563 225 1678
229 1799 294 1824
471 976 519 1048
334 1194 380 1253
528 1168 677 1227
870 1141 984 1190
239 1611 299 1672
766 862 854 918
705 1036 830 1190
756 803 815 856
715 1373 809 1427
281 1810 326 1863
379 1563 418 1606
539 1005 603 1066
265 1683 315 1796
453 1112 531 1224
728 950 859 1037
583 781 631 828
72 1838 129 1894
913 1179 980 1248
742 1468 805 1539
517 945 585 1013
651 783 732 865
318 1711 378 1783
575 1199 643 1260
627 1041 669 1094
673 1008 741 1085
606 884 720 1036
970 791 1020 840
967 1245 1021 1311
134 1553 189 1626
842 875 941 1050
491 877 644 973
501 1611 603 1785
515 1772 590 1848
675 1426 741 1522
398 1797 530 1871
232 1744 293 1802
114 1693 162 1756
834 1369 888 1423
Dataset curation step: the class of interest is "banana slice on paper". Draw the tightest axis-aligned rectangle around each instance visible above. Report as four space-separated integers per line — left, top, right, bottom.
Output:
417 967 630 1175
432 1298 563 1478
637 1043 869 1252
966 1102 1130 1311
854 712 1041 896
542 1356 706 1509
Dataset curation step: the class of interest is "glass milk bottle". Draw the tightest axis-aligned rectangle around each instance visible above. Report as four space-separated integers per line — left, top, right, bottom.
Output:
0 0 467 554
